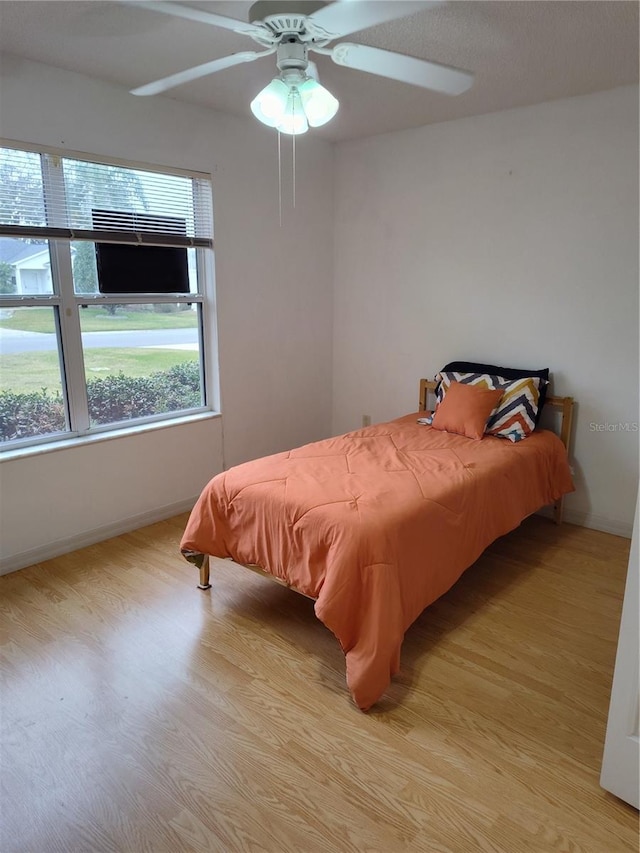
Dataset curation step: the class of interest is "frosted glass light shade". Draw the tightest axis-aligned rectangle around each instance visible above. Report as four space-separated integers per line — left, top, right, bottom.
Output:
276 90 308 135
250 78 289 127
298 79 339 127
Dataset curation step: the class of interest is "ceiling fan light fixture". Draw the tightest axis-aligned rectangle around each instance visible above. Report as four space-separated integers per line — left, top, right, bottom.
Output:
298 78 339 127
251 75 338 134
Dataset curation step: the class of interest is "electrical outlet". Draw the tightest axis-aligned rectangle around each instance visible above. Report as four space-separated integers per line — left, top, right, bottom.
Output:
362 414 372 427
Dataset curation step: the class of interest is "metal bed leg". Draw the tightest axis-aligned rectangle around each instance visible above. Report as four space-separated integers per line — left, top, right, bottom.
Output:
197 554 211 590
553 497 564 525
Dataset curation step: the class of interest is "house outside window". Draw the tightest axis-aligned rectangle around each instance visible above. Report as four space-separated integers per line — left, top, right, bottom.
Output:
0 143 216 450
0 240 52 294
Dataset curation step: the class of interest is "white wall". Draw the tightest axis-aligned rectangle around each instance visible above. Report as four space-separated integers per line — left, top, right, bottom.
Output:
0 418 224 571
0 55 334 571
332 86 639 536
1 57 636 568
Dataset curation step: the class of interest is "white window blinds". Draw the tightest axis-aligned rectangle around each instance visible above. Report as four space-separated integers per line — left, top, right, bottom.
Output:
0 146 213 249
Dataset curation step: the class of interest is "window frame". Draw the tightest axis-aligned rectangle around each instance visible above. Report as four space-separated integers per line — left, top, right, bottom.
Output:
0 140 217 453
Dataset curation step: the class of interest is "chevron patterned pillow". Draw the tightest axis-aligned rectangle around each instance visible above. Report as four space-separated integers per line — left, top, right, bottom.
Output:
435 371 546 442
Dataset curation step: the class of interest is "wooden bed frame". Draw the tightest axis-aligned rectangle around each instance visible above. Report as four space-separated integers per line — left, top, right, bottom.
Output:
196 379 574 590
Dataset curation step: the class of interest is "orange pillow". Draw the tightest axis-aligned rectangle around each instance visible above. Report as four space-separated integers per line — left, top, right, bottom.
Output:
431 381 504 440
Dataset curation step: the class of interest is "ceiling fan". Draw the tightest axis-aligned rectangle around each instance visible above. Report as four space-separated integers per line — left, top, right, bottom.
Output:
129 1 474 134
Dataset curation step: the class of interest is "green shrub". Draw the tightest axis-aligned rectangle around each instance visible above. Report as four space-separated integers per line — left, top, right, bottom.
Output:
87 373 158 423
0 362 203 441
87 362 201 424
0 389 66 440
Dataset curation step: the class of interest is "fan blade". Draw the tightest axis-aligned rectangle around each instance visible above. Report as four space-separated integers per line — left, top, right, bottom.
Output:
330 43 473 95
131 51 265 96
310 1 444 39
125 1 267 38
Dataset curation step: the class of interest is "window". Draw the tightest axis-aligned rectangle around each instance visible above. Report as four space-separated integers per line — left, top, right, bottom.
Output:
0 144 215 450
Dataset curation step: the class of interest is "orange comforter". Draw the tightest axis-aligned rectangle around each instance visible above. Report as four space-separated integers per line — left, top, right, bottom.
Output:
181 413 574 709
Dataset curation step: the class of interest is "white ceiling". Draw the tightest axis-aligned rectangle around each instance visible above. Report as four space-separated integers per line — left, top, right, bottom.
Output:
0 1 637 142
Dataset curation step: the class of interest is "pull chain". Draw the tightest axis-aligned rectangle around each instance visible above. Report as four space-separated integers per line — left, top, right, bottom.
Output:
291 91 297 210
277 130 282 228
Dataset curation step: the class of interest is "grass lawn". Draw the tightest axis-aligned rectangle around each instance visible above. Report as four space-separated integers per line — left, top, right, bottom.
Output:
0 306 198 333
0 348 197 394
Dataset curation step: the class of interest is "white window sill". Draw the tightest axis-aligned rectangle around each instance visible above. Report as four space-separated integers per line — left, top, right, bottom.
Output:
0 410 221 463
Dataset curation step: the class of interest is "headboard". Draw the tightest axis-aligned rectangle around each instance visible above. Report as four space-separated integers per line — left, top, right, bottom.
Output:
418 378 574 525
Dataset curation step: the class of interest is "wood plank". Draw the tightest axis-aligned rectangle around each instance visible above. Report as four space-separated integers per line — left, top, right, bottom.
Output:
0 514 637 852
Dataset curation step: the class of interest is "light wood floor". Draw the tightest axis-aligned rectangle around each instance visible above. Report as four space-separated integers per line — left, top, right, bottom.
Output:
1 515 637 853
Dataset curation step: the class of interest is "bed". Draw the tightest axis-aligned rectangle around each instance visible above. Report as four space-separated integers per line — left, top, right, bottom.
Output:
181 371 575 710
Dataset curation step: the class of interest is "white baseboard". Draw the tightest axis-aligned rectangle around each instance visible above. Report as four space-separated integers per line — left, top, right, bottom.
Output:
537 506 633 538
3 498 632 578
0 497 198 576
563 509 633 538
